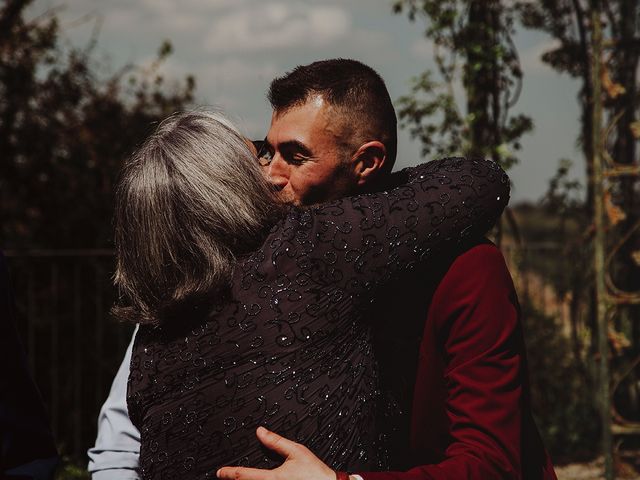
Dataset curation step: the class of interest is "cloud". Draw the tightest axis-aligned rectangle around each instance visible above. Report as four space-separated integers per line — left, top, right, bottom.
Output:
138 0 240 14
199 59 279 87
53 0 254 38
145 56 278 89
204 3 351 53
106 2 206 33
55 1 352 56
346 28 391 52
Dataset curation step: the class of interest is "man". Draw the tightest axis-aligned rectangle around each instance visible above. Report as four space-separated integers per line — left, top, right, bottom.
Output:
89 59 555 479
1 251 59 479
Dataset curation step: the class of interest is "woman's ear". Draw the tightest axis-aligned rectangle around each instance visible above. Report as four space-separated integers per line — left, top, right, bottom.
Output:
351 141 387 187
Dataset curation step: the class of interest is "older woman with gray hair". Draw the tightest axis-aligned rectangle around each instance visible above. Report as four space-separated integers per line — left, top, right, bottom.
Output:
113 110 509 479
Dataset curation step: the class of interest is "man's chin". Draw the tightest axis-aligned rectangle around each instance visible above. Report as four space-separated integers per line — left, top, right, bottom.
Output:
276 190 299 206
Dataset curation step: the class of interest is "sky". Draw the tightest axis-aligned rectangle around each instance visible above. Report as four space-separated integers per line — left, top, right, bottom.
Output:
29 0 583 203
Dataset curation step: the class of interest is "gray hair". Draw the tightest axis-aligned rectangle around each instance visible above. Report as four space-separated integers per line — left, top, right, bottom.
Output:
113 110 283 325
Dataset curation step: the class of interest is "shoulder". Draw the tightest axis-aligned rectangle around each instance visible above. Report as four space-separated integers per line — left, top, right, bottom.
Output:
429 240 517 320
441 240 512 290
428 242 522 357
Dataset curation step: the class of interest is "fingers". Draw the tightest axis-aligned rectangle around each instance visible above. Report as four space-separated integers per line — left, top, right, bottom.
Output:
216 466 272 480
255 426 301 458
216 428 308 480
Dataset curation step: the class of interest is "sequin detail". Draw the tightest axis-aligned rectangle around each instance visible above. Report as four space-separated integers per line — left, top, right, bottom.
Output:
128 157 509 479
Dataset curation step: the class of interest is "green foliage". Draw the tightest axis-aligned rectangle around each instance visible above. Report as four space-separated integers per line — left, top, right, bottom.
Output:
509 196 597 462
518 0 640 212
396 71 466 158
0 0 195 249
516 1 587 77
55 457 90 480
523 300 599 461
542 159 584 219
514 178 589 308
393 0 533 168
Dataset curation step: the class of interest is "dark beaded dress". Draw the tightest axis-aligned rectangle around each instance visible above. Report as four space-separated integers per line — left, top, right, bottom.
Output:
127 157 510 480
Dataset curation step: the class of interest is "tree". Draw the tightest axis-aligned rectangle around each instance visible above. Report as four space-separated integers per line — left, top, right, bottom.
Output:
519 0 640 407
392 0 533 169
0 0 198 463
517 0 639 211
0 0 196 250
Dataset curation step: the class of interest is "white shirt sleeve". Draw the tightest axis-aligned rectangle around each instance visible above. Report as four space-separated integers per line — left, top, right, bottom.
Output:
87 326 141 480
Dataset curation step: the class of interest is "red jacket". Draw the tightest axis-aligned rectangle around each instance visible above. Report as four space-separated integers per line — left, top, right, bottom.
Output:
359 242 556 479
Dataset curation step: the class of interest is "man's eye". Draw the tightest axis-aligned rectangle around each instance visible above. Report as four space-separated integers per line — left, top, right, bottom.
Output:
285 155 307 166
257 149 273 166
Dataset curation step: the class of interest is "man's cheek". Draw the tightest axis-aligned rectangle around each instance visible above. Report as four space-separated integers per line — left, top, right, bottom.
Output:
277 188 297 206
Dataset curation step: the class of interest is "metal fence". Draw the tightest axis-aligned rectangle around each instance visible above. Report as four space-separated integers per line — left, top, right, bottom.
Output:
5 245 574 458
4 244 587 465
591 12 640 478
5 250 134 460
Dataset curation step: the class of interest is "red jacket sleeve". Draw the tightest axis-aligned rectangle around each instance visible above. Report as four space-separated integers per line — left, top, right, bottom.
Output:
359 244 554 480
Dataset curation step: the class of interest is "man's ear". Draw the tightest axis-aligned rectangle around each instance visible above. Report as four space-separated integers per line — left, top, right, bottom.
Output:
351 141 387 187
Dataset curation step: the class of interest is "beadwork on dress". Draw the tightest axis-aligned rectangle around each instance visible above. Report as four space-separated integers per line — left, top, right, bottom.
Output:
127 157 510 479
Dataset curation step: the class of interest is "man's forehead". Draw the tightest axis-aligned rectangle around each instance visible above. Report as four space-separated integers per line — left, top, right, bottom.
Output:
267 97 333 145
271 95 326 125
310 94 325 109
276 101 347 138
272 94 326 119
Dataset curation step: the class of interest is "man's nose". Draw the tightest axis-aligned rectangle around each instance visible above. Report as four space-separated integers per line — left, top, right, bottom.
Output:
267 155 289 190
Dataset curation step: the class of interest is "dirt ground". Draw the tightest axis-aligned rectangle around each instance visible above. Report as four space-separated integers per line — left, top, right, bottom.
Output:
556 458 606 480
555 457 640 480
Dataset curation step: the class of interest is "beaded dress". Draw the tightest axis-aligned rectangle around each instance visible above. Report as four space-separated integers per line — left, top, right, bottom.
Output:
127 157 510 480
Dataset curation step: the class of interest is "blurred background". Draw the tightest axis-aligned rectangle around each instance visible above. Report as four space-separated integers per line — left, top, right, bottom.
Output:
1 0 639 478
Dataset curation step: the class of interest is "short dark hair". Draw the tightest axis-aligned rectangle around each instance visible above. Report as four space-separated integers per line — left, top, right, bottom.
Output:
268 58 397 171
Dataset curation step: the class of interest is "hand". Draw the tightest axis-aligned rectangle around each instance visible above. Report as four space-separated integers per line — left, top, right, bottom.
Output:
216 426 337 480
